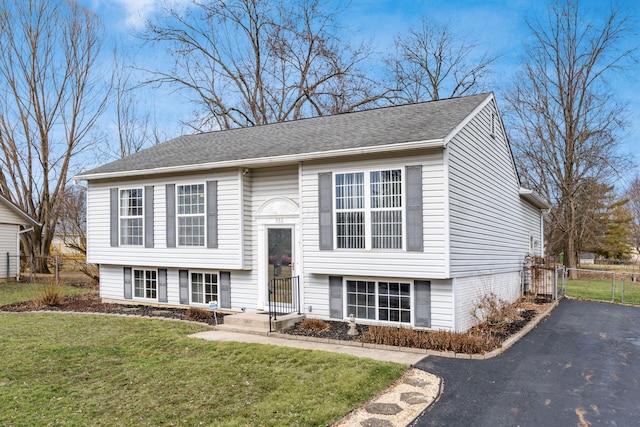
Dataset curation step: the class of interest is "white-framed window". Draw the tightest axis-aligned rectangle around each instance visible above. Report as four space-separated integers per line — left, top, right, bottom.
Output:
346 279 411 324
134 269 157 299
120 188 143 246
335 169 403 250
335 172 365 249
177 184 205 246
191 272 218 304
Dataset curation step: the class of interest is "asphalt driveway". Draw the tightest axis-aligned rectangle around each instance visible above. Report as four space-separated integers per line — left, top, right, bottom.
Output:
414 299 640 426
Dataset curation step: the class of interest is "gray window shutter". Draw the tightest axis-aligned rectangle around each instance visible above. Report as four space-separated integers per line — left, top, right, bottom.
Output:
405 165 423 252
179 269 189 304
158 268 168 303
123 267 132 299
110 188 119 247
206 181 218 248
414 280 431 327
328 276 343 319
166 184 176 248
144 186 154 248
220 271 231 308
318 172 333 250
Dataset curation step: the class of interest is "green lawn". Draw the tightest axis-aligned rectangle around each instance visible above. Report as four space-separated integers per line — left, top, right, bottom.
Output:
0 313 405 426
564 276 640 305
0 282 90 306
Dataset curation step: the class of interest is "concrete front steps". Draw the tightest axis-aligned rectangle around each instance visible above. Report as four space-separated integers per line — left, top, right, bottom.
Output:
216 311 304 336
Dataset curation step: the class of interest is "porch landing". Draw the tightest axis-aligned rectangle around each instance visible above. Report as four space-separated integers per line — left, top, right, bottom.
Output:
216 311 304 336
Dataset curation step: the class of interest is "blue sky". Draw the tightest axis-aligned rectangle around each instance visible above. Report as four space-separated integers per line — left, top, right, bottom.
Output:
78 0 640 184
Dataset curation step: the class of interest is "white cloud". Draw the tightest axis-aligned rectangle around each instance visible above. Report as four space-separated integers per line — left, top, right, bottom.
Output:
112 0 190 29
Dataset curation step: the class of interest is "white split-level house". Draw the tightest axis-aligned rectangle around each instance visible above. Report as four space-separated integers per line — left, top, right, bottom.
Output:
0 193 39 280
75 93 548 332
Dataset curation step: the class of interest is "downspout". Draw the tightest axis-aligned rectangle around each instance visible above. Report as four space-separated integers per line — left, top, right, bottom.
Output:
16 227 34 281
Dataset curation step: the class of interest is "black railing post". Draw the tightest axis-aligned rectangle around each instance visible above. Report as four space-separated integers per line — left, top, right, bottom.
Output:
296 276 301 315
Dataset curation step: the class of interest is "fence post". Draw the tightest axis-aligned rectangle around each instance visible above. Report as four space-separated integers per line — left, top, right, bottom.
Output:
611 273 615 303
6 252 9 281
55 255 59 283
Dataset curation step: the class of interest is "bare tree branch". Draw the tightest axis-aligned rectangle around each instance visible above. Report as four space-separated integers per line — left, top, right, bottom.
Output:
384 18 497 103
504 0 637 274
0 0 108 273
140 0 383 131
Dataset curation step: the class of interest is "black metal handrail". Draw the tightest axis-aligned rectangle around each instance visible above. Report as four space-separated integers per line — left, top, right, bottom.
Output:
268 276 300 332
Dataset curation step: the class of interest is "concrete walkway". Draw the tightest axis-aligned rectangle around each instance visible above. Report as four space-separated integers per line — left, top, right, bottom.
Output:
190 329 427 364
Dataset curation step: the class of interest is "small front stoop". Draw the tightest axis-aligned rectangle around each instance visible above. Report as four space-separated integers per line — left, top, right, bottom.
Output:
216 312 304 336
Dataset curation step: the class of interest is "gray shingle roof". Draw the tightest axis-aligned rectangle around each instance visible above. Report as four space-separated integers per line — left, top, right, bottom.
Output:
81 93 490 178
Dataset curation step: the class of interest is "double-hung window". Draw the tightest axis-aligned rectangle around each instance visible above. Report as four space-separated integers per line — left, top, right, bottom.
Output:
120 188 143 246
346 279 411 323
191 272 218 304
177 184 205 246
134 269 157 299
335 169 403 249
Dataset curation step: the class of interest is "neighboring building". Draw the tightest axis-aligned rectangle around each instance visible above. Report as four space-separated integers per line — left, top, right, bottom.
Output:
51 233 84 260
76 93 548 332
0 193 39 280
579 252 596 265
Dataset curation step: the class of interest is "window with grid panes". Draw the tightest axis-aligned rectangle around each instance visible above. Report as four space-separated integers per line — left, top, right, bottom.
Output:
370 170 402 249
177 184 205 246
191 272 218 304
335 169 402 249
346 279 411 324
120 188 143 246
134 269 157 299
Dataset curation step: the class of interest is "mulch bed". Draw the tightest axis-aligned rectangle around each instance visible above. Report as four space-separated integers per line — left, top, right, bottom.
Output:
0 292 223 326
1 291 552 350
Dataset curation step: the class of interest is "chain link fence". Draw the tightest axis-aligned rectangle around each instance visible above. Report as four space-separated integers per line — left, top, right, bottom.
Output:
561 267 640 305
1 252 97 285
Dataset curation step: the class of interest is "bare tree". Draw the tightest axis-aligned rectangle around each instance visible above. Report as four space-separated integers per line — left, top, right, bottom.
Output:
385 19 496 103
626 176 640 255
505 0 635 275
142 0 382 131
0 0 108 272
57 187 99 283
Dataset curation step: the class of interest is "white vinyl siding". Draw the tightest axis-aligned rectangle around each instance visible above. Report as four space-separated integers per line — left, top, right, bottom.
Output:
302 153 448 279
86 170 243 269
453 271 521 332
0 223 19 278
448 100 531 276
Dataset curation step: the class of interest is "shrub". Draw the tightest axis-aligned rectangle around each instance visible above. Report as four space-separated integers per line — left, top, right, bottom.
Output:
471 292 522 333
186 307 212 322
35 281 63 307
360 326 500 354
300 318 330 332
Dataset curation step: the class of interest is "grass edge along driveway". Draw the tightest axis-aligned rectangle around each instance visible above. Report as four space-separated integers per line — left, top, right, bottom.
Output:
0 313 406 426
